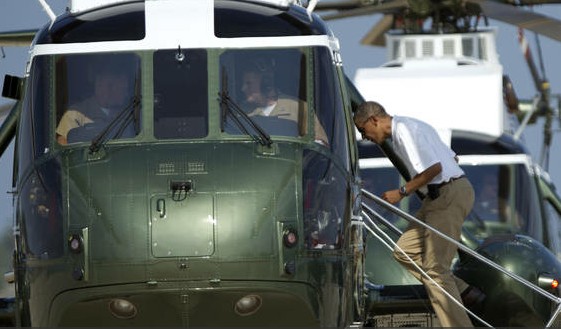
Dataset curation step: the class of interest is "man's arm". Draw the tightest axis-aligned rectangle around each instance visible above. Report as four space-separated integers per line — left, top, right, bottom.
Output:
382 162 442 204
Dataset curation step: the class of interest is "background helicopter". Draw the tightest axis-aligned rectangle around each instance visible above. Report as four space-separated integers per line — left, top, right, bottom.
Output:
318 0 561 179
314 0 561 326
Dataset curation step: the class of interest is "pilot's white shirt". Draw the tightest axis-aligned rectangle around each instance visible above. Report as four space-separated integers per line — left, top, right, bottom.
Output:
391 115 464 185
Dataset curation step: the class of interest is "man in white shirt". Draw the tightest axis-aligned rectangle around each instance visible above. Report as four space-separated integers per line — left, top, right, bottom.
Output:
354 100 482 327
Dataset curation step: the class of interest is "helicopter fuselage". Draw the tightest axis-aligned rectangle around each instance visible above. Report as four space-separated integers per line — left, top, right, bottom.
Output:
5 0 364 326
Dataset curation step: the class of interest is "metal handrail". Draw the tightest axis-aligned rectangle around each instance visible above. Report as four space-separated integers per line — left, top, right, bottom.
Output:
361 188 561 327
361 206 493 327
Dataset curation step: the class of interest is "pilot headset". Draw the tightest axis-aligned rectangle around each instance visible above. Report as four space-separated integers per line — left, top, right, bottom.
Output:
253 57 276 94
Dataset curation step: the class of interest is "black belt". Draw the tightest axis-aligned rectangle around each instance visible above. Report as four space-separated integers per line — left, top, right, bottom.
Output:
429 175 466 189
426 175 465 200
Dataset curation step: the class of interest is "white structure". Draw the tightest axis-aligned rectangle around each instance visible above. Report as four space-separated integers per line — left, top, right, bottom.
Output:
354 30 512 143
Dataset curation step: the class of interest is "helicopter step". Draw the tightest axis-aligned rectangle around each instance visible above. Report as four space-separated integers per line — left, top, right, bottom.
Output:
369 312 439 327
366 288 438 327
362 231 440 327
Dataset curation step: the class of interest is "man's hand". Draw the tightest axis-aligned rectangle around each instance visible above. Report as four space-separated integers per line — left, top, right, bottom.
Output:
382 189 403 204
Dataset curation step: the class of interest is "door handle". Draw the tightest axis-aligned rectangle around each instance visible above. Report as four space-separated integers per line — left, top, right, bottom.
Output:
156 198 166 218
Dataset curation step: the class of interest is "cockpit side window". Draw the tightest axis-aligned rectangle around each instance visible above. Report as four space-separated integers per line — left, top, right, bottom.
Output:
314 46 349 164
153 49 208 139
55 53 141 145
18 57 49 177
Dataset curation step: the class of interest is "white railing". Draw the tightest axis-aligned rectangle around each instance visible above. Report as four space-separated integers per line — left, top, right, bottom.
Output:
361 188 561 328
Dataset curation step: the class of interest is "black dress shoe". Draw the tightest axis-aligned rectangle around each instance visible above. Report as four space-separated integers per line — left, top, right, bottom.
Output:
461 285 486 313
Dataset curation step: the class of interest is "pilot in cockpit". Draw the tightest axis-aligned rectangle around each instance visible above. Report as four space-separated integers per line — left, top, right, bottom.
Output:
239 57 328 146
56 65 135 145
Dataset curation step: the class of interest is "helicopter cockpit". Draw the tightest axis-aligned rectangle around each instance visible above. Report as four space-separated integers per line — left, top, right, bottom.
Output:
219 48 331 146
53 53 141 145
32 47 347 152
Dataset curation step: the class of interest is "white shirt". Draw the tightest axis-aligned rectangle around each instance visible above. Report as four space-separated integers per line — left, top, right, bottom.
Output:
391 116 464 185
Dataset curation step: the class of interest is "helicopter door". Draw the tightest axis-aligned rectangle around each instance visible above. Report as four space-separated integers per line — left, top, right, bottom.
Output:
150 192 214 257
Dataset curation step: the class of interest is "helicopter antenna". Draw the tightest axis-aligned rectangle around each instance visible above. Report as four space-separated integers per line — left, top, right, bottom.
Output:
307 0 319 20
37 0 57 23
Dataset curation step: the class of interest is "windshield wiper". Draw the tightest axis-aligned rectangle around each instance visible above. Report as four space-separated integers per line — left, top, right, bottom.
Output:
219 66 272 147
89 96 140 153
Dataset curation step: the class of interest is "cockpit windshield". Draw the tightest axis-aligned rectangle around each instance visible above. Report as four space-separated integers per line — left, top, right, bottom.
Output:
54 53 141 145
153 49 209 139
218 48 330 147
39 47 346 156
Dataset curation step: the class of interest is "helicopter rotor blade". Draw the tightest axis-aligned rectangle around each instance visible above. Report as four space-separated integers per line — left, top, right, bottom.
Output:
318 0 561 46
314 0 366 11
470 0 561 43
518 27 547 96
507 0 561 4
319 0 408 21
317 0 408 47
517 26 555 170
0 29 37 47
360 14 394 46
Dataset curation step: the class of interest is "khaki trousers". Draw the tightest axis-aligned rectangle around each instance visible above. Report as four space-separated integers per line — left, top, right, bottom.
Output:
393 178 475 327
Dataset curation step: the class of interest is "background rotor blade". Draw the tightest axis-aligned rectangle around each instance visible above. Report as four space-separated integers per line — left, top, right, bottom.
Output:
471 0 561 42
509 0 561 4
0 29 36 47
319 0 408 20
314 0 365 11
360 14 394 46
